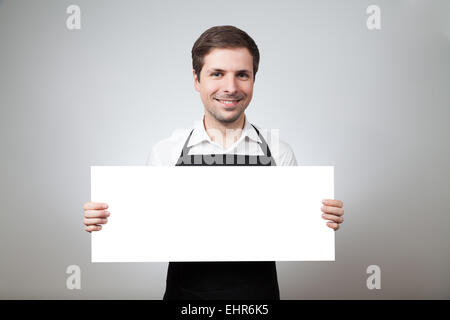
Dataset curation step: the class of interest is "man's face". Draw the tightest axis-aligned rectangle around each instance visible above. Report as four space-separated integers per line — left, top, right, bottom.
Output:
193 47 254 124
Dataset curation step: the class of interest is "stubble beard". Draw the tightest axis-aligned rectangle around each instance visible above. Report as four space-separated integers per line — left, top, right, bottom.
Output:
206 100 247 124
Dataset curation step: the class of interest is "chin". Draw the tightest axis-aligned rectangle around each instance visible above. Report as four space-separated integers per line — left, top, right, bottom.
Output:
219 113 244 123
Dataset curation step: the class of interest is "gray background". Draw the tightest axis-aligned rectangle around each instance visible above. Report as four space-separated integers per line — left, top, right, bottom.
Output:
1 0 449 299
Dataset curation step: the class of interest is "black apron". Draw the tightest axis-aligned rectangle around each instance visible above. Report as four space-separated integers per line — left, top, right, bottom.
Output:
163 124 280 300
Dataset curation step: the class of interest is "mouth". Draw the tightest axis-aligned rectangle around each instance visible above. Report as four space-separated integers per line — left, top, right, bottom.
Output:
214 98 242 108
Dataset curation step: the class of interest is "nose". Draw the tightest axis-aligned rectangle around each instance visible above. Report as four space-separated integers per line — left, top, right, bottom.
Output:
223 74 238 94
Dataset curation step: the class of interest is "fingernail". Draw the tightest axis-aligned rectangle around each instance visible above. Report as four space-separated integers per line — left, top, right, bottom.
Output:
322 199 327 204
103 204 108 209
106 211 110 216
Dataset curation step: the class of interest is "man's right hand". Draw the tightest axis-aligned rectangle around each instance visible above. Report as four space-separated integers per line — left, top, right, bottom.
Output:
83 202 110 232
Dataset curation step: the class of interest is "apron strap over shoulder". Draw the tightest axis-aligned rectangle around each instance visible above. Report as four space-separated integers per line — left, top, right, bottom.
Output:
251 124 276 165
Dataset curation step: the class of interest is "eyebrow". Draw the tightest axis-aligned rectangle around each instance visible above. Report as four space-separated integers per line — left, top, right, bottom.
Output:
207 68 252 74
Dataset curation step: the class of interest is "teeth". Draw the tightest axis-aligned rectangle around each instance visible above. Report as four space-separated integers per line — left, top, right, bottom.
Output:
218 99 239 104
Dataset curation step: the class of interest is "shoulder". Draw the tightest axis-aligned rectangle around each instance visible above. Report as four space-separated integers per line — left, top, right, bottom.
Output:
276 139 298 166
252 124 298 166
146 126 193 166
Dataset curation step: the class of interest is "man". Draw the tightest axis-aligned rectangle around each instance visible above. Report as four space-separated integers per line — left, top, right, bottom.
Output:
83 25 345 299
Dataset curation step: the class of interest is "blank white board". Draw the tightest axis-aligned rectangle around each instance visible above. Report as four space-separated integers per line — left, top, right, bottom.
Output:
91 166 335 262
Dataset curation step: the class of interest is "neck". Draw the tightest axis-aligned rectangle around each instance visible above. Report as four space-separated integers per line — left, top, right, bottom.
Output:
203 112 246 149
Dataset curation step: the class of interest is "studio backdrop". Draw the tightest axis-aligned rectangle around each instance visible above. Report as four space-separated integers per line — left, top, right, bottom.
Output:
0 0 449 299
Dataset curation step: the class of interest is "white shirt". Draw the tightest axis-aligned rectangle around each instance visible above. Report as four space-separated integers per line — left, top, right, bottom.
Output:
146 116 298 166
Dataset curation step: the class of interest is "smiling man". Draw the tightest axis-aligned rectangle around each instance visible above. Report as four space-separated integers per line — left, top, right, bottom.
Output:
199 47 251 125
83 25 345 300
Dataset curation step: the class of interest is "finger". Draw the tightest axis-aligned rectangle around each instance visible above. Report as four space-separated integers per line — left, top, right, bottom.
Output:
84 210 110 218
326 222 340 231
85 225 102 232
322 199 343 208
84 218 108 226
322 213 344 223
83 202 108 210
321 205 344 216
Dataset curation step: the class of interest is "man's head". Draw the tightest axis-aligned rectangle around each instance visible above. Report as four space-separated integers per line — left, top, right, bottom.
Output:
191 26 260 124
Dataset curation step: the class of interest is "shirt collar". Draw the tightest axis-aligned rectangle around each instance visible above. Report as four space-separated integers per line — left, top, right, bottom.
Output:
187 115 262 148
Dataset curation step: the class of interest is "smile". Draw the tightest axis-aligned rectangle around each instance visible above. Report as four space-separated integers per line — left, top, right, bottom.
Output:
214 98 242 107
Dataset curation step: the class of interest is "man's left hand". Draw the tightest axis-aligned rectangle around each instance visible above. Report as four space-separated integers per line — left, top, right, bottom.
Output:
321 199 344 231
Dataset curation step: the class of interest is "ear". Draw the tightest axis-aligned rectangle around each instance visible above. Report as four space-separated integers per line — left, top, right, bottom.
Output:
193 69 200 92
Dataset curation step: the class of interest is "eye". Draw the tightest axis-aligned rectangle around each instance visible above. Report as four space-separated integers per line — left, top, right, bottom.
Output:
238 73 249 78
212 72 222 77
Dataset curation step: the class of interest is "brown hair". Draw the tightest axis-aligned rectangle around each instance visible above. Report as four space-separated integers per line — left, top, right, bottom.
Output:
191 25 260 82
